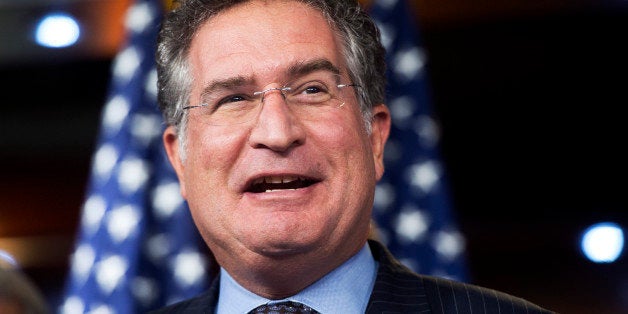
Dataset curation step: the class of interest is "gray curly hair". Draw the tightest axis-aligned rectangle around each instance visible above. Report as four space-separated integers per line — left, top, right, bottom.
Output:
156 0 386 137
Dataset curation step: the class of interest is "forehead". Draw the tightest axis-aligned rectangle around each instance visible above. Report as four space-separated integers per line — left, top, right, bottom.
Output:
188 0 344 84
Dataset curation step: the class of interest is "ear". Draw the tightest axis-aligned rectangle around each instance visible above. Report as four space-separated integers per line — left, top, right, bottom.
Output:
369 104 391 180
163 126 187 198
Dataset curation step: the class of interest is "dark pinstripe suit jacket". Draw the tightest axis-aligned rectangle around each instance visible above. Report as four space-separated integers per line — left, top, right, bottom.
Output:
150 240 554 313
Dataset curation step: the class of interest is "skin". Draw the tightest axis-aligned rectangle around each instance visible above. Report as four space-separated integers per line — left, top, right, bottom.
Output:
163 0 391 299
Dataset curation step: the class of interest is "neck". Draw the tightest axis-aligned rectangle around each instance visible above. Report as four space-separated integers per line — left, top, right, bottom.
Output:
216 240 366 299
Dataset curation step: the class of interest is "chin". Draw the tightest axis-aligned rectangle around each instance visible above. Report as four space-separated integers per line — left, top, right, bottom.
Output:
247 232 324 258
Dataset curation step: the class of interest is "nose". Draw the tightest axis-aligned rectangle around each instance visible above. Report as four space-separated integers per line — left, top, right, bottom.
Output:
248 89 305 152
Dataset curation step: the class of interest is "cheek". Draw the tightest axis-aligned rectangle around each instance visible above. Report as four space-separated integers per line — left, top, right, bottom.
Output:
313 107 367 145
182 125 247 201
308 112 376 208
319 113 373 165
187 125 244 168
182 127 245 238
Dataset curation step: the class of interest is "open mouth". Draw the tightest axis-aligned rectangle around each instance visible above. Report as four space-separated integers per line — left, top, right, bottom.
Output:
246 176 319 193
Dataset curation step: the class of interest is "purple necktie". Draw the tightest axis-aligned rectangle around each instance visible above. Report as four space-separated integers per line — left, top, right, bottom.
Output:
248 301 319 314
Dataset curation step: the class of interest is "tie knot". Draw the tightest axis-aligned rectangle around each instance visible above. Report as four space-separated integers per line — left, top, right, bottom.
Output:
248 301 318 314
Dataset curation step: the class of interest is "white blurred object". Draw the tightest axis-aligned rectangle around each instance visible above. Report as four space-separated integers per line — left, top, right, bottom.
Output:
35 12 80 48
581 222 624 263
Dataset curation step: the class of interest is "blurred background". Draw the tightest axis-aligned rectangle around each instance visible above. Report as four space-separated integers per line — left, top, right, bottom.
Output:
1 0 626 313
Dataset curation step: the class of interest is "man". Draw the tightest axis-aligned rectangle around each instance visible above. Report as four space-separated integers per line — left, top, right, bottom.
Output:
154 0 553 313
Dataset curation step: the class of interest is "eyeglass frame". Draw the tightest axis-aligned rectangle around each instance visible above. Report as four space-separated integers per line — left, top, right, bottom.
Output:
181 72 361 125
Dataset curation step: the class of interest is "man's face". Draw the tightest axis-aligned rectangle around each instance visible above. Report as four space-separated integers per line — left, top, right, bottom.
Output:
164 0 390 269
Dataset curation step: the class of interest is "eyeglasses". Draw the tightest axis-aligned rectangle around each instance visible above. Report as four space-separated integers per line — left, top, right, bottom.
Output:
183 72 360 126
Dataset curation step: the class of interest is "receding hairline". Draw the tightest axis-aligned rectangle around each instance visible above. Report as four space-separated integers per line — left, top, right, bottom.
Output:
157 0 385 133
184 2 354 110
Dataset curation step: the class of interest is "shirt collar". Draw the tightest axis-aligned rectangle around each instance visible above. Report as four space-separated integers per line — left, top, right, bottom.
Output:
216 243 378 314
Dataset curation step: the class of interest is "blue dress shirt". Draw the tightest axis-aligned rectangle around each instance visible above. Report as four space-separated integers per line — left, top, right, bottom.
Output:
216 244 378 314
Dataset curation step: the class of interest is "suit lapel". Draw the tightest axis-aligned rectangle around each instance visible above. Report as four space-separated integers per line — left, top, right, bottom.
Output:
365 240 432 313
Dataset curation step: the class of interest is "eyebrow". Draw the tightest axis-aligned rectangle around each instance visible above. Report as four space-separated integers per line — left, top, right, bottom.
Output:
287 58 341 78
200 75 254 100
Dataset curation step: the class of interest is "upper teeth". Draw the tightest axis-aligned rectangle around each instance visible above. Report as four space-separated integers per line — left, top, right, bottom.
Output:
253 176 300 185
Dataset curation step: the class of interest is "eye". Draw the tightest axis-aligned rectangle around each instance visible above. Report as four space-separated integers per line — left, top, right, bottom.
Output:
204 94 254 113
292 81 332 98
303 85 324 94
289 80 334 105
299 82 328 95
217 94 248 105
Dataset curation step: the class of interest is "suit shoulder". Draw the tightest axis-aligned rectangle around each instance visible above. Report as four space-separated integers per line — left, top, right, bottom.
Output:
421 275 555 314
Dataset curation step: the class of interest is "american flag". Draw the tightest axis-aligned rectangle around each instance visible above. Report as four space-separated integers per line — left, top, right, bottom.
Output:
60 1 208 313
61 0 465 312
369 0 467 281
